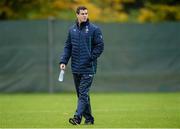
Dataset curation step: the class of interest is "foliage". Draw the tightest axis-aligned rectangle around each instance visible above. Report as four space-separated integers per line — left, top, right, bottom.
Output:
0 0 179 22
138 3 180 22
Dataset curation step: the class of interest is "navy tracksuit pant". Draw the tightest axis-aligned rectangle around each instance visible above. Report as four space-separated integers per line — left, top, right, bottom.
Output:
73 73 94 123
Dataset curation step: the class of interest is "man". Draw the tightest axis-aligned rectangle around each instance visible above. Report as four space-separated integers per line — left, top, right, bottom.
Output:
59 6 104 125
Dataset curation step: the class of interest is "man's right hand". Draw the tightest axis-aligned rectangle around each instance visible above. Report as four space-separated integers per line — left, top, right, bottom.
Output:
60 64 66 70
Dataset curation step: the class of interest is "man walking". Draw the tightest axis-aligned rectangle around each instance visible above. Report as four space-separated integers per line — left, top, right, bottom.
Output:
59 6 104 125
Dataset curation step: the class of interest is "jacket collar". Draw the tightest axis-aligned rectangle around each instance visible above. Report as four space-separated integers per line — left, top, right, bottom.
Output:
76 19 89 29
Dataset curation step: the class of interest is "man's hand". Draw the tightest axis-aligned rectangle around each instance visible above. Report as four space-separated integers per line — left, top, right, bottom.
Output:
60 64 66 70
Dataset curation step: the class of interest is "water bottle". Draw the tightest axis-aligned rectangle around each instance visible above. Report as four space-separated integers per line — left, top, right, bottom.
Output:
58 69 64 82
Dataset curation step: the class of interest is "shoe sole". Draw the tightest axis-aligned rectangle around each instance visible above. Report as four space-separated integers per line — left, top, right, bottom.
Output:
69 118 78 125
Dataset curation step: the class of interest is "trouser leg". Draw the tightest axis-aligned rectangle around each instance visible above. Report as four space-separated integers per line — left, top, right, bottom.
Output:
73 74 80 98
73 74 94 123
83 95 94 122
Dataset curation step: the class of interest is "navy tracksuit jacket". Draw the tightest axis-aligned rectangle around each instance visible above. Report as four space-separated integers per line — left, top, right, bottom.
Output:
60 19 104 123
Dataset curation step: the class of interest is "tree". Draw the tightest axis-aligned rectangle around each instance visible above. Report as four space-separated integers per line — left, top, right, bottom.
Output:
0 0 179 22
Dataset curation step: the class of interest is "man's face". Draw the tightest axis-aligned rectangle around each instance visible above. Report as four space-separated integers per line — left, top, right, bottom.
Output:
77 9 88 23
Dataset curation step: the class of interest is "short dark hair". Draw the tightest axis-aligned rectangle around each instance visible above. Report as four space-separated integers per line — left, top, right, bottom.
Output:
76 6 87 14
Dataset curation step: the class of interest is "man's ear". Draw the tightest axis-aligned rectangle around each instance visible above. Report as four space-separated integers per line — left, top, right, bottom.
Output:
76 13 79 18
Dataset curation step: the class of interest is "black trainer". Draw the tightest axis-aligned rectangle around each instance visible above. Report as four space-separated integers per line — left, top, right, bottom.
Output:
69 117 80 125
84 120 94 125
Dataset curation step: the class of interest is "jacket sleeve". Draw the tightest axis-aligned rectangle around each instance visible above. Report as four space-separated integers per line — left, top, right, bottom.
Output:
59 31 72 65
91 27 104 60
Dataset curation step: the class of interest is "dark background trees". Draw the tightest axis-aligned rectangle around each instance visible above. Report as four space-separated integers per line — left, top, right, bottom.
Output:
0 0 179 22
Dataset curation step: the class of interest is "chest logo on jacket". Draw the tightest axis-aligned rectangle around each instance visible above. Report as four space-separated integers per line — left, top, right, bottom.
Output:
85 26 89 33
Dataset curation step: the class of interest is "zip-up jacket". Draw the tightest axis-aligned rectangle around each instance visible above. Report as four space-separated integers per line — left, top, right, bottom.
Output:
60 19 104 74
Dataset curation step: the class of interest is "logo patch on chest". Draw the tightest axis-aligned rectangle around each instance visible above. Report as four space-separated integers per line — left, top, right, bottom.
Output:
85 26 89 33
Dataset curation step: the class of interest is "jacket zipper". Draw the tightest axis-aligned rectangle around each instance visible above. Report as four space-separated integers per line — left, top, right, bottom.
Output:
78 29 81 74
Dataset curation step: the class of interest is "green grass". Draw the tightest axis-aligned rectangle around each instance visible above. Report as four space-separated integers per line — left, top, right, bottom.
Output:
0 93 180 128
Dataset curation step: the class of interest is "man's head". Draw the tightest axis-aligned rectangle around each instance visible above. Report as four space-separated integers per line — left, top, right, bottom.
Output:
76 6 88 24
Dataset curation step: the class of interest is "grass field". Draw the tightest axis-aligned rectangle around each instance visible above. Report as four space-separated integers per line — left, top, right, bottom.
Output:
0 93 180 128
